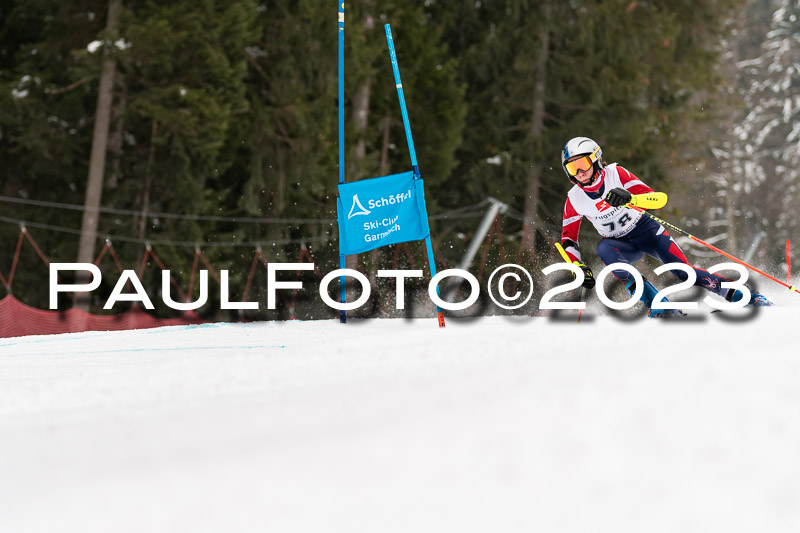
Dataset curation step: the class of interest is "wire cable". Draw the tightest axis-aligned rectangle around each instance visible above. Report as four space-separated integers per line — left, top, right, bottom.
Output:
0 216 333 248
0 195 335 224
0 194 490 224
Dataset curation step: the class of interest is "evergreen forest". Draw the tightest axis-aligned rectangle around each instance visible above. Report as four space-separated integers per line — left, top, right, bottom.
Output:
2 0 797 318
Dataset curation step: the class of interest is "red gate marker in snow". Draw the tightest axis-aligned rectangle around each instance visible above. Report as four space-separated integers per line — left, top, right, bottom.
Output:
788 240 792 284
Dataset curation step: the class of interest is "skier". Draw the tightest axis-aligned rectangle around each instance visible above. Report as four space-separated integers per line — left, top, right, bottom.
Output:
559 136 773 317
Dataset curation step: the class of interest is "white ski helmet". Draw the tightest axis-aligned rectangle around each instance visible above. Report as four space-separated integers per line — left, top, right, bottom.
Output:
561 136 603 186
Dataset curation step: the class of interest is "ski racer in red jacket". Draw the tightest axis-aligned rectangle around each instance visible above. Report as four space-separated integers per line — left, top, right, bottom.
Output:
559 136 773 318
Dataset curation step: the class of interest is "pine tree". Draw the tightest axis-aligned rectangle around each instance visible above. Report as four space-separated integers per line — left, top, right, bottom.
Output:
103 0 258 285
428 0 744 267
0 0 107 308
713 0 800 266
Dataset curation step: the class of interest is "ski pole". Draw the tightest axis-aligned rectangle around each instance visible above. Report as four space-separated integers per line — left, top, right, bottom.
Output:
554 242 585 322
626 204 800 295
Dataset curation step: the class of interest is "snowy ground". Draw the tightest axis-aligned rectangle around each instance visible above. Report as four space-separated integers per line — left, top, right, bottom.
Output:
2 294 800 533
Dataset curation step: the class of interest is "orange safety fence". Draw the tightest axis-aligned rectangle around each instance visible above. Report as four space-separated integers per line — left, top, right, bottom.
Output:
0 226 329 338
0 294 204 338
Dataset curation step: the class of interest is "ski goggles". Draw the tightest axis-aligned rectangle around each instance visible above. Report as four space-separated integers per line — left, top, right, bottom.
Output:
563 147 600 176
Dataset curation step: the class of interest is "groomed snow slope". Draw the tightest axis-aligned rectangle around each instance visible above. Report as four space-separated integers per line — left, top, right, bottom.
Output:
2 303 800 533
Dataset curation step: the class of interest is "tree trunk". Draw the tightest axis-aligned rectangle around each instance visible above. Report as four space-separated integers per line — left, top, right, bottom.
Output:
352 81 371 161
720 6 748 255
369 112 392 287
347 79 369 273
346 7 374 272
521 17 549 255
725 172 738 253
379 111 391 172
75 0 120 311
137 119 158 243
276 148 286 215
107 78 127 190
350 2 374 175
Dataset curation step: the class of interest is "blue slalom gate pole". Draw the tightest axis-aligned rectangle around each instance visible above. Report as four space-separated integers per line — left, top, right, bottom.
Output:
384 25 419 177
385 24 445 328
338 2 346 323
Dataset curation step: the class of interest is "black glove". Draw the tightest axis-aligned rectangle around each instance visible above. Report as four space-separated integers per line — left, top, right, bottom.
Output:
573 261 595 290
605 187 632 207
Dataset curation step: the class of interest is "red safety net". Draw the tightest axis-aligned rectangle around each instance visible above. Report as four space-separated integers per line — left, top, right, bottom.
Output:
0 294 204 338
0 227 212 338
0 226 333 338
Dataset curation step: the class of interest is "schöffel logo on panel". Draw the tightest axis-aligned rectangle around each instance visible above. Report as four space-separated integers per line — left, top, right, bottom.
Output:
347 194 371 219
347 190 412 220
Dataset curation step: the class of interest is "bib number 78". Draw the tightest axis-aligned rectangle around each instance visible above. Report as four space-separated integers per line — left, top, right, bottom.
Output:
601 213 633 233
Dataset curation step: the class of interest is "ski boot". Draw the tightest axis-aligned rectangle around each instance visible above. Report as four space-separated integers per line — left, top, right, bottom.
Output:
626 277 687 318
726 288 774 307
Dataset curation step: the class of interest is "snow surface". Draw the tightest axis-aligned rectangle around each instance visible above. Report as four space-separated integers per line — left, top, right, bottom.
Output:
2 298 800 533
